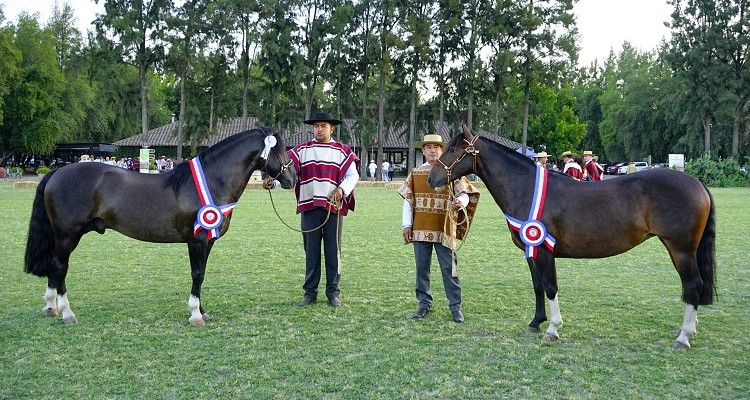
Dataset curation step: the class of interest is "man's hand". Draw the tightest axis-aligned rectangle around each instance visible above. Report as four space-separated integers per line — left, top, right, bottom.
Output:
403 227 413 244
262 178 275 190
451 199 463 210
331 187 344 202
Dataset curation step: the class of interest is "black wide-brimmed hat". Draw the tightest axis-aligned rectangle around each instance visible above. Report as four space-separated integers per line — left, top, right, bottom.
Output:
303 112 343 126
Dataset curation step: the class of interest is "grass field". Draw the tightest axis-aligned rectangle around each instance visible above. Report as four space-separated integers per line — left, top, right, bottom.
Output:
1 180 748 399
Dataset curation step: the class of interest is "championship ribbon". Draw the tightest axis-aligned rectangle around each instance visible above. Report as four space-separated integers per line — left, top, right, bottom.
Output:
505 165 556 259
190 157 237 240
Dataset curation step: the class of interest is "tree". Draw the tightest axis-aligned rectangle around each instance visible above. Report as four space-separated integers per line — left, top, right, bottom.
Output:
0 15 64 156
517 0 577 154
667 0 737 156
95 0 172 146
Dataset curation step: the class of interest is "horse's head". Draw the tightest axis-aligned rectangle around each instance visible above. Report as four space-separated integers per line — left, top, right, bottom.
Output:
263 126 297 189
428 124 480 190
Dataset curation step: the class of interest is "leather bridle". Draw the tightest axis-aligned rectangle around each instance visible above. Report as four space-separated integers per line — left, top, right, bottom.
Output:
436 134 481 181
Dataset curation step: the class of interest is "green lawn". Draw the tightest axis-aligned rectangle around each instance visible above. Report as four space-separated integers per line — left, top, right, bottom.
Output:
1 180 748 399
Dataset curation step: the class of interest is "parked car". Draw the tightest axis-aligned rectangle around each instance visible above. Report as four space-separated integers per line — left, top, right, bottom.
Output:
606 162 627 175
617 161 649 175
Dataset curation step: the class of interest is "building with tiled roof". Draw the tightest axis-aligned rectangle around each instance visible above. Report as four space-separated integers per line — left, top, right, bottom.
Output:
113 117 524 166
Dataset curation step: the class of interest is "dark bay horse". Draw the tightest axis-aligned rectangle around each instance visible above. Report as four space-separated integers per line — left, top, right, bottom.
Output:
428 125 716 349
25 126 296 326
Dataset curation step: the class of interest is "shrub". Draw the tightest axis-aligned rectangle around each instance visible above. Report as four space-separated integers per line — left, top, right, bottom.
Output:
35 166 51 175
685 155 749 187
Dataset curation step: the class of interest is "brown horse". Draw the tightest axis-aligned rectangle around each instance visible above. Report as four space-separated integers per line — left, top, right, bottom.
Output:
428 125 716 349
25 126 296 326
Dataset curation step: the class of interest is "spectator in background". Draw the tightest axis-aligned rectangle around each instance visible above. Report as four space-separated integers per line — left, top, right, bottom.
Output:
388 160 395 181
368 160 377 181
560 151 583 180
583 151 602 181
381 159 390 181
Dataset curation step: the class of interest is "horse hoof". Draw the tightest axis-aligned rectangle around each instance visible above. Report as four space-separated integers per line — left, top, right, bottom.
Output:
526 326 541 334
43 308 59 317
542 333 559 341
62 316 78 324
201 313 210 321
189 316 206 326
671 340 690 350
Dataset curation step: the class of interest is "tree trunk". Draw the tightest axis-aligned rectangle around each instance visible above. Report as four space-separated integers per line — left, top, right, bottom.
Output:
177 74 186 159
140 54 149 146
702 115 711 156
377 60 385 180
409 79 417 170
522 77 531 154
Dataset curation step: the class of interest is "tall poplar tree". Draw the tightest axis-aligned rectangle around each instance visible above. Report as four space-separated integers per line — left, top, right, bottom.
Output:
95 0 172 146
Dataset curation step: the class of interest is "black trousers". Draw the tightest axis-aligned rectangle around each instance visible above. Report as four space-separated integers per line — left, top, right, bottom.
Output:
301 207 343 299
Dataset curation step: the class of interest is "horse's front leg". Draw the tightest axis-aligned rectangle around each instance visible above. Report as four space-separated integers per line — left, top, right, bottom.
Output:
525 258 547 333
536 251 562 341
187 240 213 326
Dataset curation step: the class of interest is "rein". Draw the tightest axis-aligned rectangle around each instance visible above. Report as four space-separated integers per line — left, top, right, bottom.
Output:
434 134 481 274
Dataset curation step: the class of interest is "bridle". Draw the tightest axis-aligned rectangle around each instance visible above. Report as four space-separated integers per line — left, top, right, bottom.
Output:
260 143 293 182
436 134 481 181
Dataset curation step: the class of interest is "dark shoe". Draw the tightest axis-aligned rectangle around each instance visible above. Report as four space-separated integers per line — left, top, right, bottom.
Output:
412 307 431 319
328 297 341 307
452 310 464 323
297 296 317 307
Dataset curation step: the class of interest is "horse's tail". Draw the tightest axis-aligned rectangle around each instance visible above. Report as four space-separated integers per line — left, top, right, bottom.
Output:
696 184 717 305
24 170 57 277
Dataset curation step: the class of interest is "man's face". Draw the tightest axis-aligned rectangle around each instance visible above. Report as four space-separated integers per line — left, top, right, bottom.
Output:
313 122 333 142
538 157 547 164
584 155 592 162
423 143 443 164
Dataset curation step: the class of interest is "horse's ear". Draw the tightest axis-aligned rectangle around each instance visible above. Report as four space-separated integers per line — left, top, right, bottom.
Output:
268 124 278 136
462 123 474 142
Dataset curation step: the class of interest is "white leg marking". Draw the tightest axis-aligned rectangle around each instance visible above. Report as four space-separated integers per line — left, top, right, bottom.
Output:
57 293 77 324
188 295 205 326
675 304 697 348
545 295 563 339
43 287 58 316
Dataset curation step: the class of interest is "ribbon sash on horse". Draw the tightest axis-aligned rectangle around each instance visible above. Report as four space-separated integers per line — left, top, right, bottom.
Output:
190 157 237 240
505 166 556 258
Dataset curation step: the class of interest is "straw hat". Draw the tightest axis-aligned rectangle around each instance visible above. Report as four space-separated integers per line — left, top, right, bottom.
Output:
303 111 343 126
558 151 577 160
413 134 447 149
583 150 595 157
80 155 90 161
533 151 550 159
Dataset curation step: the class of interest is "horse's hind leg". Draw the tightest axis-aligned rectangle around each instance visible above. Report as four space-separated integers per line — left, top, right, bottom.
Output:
42 284 58 317
50 238 79 324
526 258 547 333
667 249 702 350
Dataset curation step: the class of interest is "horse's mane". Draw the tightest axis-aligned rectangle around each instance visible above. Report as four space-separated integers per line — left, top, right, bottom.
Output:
164 126 273 193
446 132 536 167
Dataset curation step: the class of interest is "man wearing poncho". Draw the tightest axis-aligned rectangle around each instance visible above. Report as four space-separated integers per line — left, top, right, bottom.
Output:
397 134 479 323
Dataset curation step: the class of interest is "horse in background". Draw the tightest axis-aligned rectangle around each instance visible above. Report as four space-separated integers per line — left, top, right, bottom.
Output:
428 125 715 349
25 126 296 326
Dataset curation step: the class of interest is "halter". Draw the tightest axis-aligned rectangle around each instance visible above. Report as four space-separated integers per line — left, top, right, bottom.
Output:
436 134 480 181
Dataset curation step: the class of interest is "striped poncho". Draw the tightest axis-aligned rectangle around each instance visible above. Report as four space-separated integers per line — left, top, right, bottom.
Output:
288 140 359 216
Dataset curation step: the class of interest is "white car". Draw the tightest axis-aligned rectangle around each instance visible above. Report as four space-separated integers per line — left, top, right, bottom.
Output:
617 161 649 175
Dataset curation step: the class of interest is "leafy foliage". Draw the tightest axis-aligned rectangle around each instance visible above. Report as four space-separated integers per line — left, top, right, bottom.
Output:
685 154 749 187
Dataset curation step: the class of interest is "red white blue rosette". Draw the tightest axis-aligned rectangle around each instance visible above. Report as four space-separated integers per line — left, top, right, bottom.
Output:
197 205 223 230
520 219 546 247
